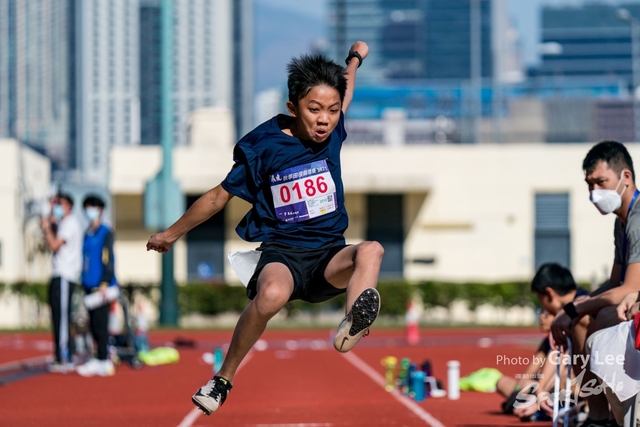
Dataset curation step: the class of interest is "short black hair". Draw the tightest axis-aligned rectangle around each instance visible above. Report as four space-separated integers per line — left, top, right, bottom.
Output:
287 54 347 107
83 194 105 209
531 263 577 296
583 140 635 182
57 193 74 208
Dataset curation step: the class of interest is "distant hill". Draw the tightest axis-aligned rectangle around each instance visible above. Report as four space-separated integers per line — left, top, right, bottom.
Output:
254 1 326 93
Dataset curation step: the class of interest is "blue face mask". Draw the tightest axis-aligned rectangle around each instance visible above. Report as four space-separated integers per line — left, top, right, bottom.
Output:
85 207 101 222
52 204 64 220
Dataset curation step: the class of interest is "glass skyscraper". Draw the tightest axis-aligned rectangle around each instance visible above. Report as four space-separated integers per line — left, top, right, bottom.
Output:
538 3 640 79
328 0 493 82
138 0 251 146
139 0 162 146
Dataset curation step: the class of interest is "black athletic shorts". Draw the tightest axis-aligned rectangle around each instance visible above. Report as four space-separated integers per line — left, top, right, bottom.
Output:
246 241 348 303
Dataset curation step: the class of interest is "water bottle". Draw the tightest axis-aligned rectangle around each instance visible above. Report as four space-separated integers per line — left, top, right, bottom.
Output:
412 370 426 402
447 360 460 400
407 363 417 397
135 302 150 352
381 356 397 392
214 347 223 374
398 358 411 394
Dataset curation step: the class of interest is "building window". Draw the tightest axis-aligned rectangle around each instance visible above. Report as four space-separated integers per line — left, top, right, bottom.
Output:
366 194 404 278
534 193 571 269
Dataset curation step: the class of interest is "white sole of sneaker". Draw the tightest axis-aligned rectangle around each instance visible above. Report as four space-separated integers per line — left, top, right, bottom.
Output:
333 288 380 353
191 396 214 416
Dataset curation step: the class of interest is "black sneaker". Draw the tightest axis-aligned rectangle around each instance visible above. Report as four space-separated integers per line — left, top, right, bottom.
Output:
191 376 233 415
333 288 380 353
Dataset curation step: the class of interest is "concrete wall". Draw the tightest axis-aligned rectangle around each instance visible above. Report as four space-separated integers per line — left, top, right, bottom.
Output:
0 139 51 283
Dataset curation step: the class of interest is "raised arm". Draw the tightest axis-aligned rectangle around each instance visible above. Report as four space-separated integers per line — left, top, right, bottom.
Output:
146 184 233 253
342 41 369 114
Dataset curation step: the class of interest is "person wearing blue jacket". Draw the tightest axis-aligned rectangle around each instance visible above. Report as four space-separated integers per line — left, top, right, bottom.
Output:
76 195 117 377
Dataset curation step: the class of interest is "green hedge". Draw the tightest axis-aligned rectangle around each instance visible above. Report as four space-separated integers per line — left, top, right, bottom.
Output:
418 281 535 310
3 280 566 317
8 281 49 304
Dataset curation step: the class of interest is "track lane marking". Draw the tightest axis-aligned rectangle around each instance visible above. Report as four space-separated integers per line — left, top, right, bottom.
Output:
249 424 333 427
177 353 253 427
341 352 445 427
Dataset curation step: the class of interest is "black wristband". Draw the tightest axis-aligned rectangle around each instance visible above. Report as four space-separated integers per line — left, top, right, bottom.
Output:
345 51 363 68
563 302 579 320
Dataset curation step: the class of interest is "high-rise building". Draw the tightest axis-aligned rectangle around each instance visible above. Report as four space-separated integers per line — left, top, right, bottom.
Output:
0 0 76 169
76 0 140 185
139 0 162 146
0 0 16 142
328 0 427 81
138 0 239 147
2 0 249 184
172 0 233 146
426 0 493 80
327 0 495 82
538 3 640 79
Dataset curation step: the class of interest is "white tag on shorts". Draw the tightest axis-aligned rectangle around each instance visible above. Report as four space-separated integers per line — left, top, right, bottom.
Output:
227 250 261 287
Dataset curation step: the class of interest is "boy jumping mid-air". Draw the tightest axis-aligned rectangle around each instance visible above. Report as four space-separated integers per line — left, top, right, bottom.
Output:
146 41 383 416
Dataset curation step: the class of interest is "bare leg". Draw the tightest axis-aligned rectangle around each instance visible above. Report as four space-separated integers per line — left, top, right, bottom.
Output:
496 375 516 398
216 263 293 384
324 241 384 312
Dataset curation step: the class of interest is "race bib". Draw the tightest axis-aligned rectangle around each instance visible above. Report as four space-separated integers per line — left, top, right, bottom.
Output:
269 159 337 223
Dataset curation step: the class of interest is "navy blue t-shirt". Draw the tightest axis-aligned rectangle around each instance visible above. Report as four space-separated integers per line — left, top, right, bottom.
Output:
221 112 348 248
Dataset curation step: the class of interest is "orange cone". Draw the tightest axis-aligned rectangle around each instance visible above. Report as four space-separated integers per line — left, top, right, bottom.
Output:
406 300 420 345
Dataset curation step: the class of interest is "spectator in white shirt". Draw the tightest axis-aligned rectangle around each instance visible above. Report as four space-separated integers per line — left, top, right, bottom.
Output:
41 193 83 372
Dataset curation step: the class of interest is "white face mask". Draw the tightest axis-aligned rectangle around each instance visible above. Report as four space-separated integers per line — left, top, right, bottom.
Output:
85 207 101 222
590 172 627 215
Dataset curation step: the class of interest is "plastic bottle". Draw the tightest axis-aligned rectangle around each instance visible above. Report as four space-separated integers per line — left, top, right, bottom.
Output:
380 356 398 392
407 362 417 397
421 359 433 397
447 360 460 400
214 347 223 374
135 302 150 352
412 370 426 402
398 358 411 394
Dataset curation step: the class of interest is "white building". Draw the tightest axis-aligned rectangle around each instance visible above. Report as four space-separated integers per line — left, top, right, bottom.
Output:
0 139 52 283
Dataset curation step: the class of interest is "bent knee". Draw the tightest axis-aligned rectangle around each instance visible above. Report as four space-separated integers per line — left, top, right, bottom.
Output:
356 241 385 262
254 282 291 316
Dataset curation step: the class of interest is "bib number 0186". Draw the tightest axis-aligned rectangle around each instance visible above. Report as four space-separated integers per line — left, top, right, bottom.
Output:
280 176 329 203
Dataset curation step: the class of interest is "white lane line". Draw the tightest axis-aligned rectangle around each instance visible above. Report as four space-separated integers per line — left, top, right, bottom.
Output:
249 424 333 427
177 353 253 427
177 407 201 427
341 352 446 427
0 354 52 372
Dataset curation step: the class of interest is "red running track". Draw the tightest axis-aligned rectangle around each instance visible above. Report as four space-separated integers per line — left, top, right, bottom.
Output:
0 328 550 427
